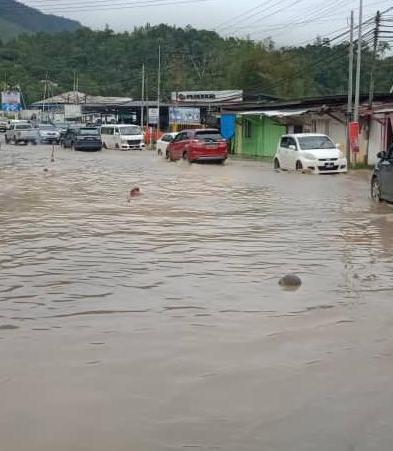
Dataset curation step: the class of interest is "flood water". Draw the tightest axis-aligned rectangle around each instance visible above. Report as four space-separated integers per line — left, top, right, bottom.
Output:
2 142 393 450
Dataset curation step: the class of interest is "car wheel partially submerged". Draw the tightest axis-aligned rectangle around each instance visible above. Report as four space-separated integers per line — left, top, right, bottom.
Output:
296 160 303 171
371 177 382 202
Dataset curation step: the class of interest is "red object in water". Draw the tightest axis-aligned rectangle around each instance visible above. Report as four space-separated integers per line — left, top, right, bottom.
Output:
167 129 228 163
130 187 141 197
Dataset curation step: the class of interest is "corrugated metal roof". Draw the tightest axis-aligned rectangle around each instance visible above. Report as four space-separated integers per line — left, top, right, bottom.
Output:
31 91 132 106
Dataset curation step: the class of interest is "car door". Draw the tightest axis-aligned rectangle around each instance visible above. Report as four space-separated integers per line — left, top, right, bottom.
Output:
159 134 170 154
278 137 289 168
172 132 187 159
286 137 298 170
104 126 114 149
379 150 393 200
64 130 71 147
168 132 180 159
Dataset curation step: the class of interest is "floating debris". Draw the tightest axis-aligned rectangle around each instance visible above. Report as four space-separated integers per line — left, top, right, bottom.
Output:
279 274 302 289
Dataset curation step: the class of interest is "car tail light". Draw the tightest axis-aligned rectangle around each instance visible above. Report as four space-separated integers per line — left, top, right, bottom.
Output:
191 139 203 147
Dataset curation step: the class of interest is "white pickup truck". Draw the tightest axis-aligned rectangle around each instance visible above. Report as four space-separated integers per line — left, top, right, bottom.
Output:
5 123 38 145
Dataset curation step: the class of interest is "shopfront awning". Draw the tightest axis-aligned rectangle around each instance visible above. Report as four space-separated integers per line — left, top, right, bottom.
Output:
237 109 309 117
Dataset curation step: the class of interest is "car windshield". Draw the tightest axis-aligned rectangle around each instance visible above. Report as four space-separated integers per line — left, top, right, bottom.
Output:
119 126 142 135
78 128 100 136
195 131 223 142
15 124 32 130
39 125 56 130
298 136 335 150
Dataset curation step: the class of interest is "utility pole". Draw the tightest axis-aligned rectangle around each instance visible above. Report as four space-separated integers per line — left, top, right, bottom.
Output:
354 0 363 123
141 63 145 130
366 10 381 164
347 10 354 164
157 44 161 136
368 11 381 107
42 72 49 120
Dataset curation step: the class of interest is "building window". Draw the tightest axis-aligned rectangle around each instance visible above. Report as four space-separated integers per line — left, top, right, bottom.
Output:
244 120 252 138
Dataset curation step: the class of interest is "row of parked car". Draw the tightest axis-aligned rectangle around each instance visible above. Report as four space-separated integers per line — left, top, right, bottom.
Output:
156 129 348 171
1 121 147 152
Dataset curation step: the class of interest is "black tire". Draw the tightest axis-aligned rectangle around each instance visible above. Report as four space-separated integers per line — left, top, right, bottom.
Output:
182 151 188 161
296 160 303 171
371 176 382 202
274 158 280 169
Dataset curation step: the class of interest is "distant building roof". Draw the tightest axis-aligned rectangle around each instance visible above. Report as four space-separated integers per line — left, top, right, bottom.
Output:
31 91 132 107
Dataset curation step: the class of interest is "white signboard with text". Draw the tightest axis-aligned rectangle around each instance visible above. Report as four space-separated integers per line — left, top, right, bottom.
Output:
171 90 243 104
148 108 159 124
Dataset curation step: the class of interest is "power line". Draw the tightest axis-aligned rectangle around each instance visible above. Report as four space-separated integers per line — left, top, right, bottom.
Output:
0 0 218 13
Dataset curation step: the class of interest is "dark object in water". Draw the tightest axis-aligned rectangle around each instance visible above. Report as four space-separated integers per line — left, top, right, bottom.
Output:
279 274 302 288
130 187 141 197
43 168 49 172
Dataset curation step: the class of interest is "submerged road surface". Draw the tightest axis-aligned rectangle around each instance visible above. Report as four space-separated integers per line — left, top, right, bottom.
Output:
1 142 393 451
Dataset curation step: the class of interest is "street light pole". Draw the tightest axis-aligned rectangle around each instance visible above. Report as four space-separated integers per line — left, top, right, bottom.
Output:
141 63 145 130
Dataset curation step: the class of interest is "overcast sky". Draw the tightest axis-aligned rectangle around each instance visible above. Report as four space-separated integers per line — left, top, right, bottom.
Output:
22 0 393 46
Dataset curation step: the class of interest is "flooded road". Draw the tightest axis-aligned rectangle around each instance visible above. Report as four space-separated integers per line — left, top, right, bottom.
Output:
1 142 393 450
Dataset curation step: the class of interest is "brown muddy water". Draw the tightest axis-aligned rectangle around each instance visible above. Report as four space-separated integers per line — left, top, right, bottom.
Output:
1 142 393 451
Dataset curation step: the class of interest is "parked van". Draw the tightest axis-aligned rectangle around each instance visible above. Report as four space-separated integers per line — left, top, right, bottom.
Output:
100 124 145 150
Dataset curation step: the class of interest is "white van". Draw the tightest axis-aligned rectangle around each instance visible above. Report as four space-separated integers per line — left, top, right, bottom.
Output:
100 124 145 150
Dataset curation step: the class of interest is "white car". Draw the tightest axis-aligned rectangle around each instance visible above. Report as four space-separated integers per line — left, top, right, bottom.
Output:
101 124 145 151
157 132 179 157
274 133 348 174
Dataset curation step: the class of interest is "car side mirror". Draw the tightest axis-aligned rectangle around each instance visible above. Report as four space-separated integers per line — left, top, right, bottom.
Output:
289 144 296 151
377 151 387 160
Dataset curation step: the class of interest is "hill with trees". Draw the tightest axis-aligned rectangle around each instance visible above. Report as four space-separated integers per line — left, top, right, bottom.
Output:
1 24 392 105
0 0 81 41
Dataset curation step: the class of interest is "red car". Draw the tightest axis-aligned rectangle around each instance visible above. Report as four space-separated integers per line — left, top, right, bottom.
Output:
167 129 228 163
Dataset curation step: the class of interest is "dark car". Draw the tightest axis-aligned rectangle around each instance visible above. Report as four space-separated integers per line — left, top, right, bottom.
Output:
61 127 102 152
371 148 393 202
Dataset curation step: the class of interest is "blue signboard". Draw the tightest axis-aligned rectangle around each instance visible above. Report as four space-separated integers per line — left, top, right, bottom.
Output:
1 91 21 112
221 114 236 140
